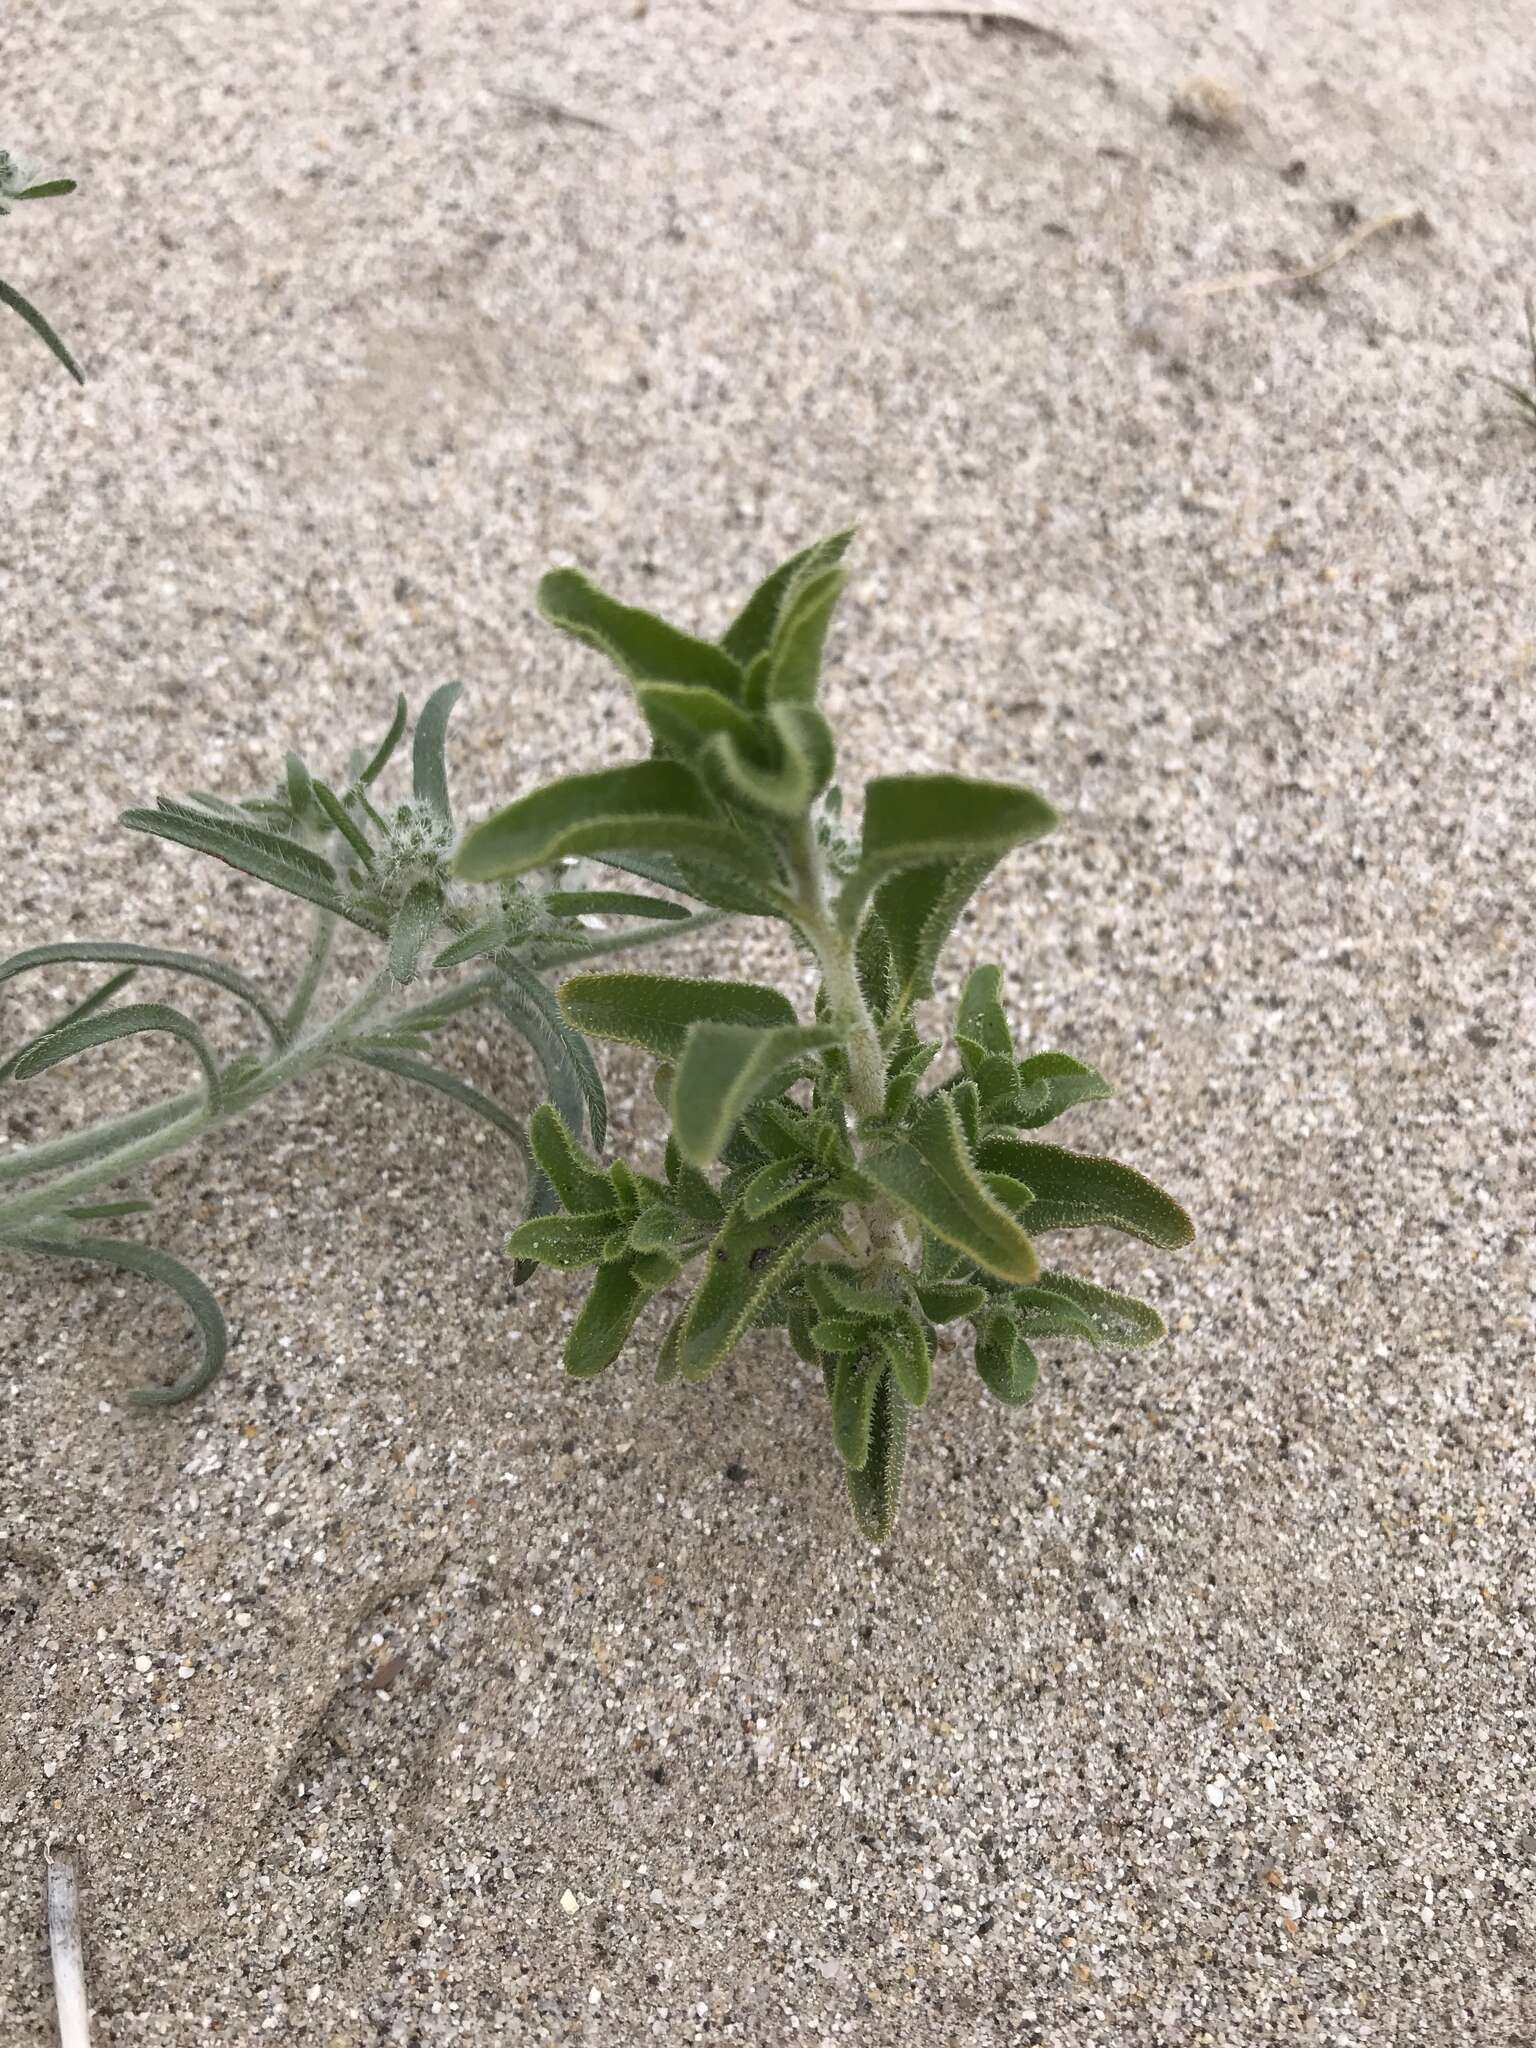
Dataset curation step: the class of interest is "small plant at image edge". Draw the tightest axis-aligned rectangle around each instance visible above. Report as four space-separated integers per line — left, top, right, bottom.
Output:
456 535 1195 1542
1 145 84 384
0 689 715 1401
1485 292 1536 432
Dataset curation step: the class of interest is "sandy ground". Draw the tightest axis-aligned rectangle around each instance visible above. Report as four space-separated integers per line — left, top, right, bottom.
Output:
3 1 1535 2040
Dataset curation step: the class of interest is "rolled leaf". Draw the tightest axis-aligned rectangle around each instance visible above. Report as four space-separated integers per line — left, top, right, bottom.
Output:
3 940 286 1051
411 682 462 826
845 1369 910 1543
973 1304 1039 1406
869 857 996 1016
993 1050 1115 1129
13 1000 223 1110
699 703 835 819
974 1137 1194 1248
16 1235 227 1405
358 692 409 786
672 1021 840 1168
635 681 757 760
539 568 744 696
831 1355 884 1469
864 1094 1039 1285
559 971 796 1062
493 958 607 1147
719 530 855 668
765 564 846 704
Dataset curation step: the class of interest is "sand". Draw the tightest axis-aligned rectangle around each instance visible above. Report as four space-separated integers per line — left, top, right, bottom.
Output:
2 1 1534 2039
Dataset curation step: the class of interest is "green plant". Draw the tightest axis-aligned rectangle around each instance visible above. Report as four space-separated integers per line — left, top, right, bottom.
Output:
456 537 1195 1541
1486 292 1536 432
1 145 84 384
0 688 713 1402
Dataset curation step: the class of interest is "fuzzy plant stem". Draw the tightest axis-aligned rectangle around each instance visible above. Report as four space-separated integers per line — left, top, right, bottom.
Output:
0 965 465 1238
785 817 887 1124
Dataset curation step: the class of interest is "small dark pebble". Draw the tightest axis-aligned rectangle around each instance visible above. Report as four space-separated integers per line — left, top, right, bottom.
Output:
724 1461 749 1483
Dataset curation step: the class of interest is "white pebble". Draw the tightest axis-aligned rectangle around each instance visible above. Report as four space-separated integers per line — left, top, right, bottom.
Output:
560 1889 579 1915
134 1654 152 1673
1205 1781 1226 1806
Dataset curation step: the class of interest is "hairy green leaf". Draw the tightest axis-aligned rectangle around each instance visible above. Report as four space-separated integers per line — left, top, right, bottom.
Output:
506 1212 617 1269
121 802 375 930
678 1196 833 1382
765 564 846 704
672 1022 839 1168
0 275 83 384
1004 1052 1115 1129
913 1278 987 1323
738 1156 816 1218
1032 1269 1167 1347
864 1094 1039 1285
974 1137 1194 1248
528 1102 614 1213
455 760 774 888
564 1257 659 1378
0 941 286 1048
876 1309 933 1408
831 1354 884 1468
493 956 606 1148
956 965 1013 1058
348 1051 531 1173
389 880 442 986
359 693 409 786
559 972 796 1062
412 682 462 826
13 1000 223 1109
845 1369 910 1542
699 703 835 819
17 1235 227 1404
839 776 1056 929
311 779 376 865
539 567 744 696
719 531 855 669
973 1304 1039 1406
869 857 995 1015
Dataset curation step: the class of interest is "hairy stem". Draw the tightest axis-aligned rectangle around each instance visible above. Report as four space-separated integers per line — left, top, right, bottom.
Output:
786 817 886 1125
0 966 399 1236
282 908 337 1038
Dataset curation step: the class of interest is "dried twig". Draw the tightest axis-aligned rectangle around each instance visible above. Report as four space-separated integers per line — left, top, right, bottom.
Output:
46 1842 91 2048
488 87 614 135
1175 207 1428 302
812 2 1073 53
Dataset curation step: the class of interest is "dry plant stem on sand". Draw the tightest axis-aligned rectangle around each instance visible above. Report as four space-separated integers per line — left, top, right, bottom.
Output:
46 1843 91 2048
